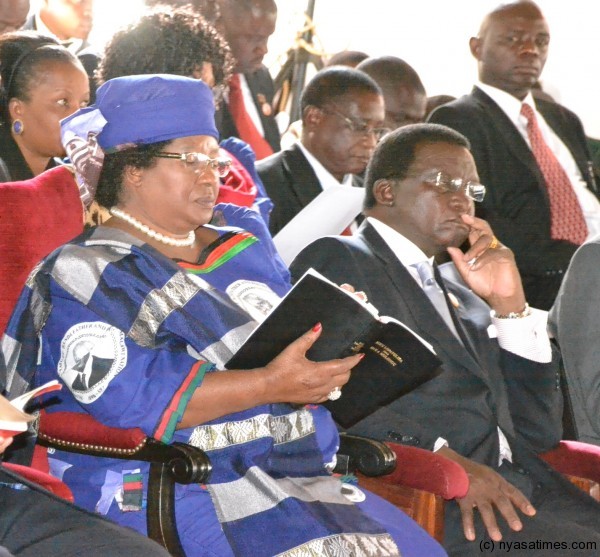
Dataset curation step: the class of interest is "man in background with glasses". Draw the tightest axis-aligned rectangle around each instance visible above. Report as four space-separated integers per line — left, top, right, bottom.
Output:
257 66 386 236
429 1 600 311
291 123 600 556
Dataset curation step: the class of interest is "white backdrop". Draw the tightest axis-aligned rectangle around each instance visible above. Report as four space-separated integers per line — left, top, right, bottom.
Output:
86 0 600 137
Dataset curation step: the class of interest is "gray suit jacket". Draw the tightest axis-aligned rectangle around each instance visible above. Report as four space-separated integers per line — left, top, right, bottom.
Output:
549 238 600 445
290 221 563 466
429 86 597 310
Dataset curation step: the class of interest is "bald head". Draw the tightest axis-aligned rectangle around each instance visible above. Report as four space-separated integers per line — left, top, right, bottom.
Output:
357 56 427 130
470 0 549 100
477 0 544 38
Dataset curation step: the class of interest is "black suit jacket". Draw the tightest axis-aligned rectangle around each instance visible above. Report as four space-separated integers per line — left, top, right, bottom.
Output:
428 86 597 309
290 221 563 468
257 142 364 235
216 66 281 154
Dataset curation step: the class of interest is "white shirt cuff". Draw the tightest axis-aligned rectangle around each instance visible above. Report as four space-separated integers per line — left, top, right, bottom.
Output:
488 307 552 363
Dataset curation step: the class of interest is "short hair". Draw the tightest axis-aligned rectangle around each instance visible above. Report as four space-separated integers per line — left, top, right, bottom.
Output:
95 140 170 208
364 123 471 209
357 56 425 95
0 31 80 124
325 50 369 68
96 7 233 93
300 66 382 115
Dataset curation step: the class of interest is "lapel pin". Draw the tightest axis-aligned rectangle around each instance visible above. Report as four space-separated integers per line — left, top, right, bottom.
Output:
257 93 272 116
448 292 460 308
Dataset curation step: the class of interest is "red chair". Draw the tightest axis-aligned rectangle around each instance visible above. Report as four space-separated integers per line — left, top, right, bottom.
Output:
2 462 74 501
0 166 84 336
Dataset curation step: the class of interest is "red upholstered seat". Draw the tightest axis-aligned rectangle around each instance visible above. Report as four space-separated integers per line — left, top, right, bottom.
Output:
0 166 84 336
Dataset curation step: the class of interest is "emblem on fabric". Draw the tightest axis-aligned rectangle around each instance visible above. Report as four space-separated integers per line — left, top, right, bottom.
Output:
226 280 281 323
58 322 127 404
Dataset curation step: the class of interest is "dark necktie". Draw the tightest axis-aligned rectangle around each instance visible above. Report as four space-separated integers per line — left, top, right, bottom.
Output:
228 74 274 160
520 103 587 245
412 261 462 342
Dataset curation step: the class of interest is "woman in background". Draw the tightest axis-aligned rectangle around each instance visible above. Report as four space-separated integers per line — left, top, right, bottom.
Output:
0 31 89 182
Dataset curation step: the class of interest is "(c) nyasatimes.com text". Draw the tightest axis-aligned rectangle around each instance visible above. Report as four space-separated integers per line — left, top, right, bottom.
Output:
479 539 597 553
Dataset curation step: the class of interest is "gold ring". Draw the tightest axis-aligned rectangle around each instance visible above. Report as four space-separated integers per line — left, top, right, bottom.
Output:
489 236 499 250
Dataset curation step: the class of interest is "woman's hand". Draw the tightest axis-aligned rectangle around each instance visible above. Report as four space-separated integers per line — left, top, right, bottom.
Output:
263 323 363 404
179 324 364 429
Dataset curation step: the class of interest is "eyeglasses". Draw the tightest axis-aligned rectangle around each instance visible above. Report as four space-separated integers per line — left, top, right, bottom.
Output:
321 106 391 142
398 170 486 202
156 152 232 178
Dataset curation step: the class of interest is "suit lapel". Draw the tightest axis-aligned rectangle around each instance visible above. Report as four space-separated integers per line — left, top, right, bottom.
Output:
360 224 487 380
281 144 325 208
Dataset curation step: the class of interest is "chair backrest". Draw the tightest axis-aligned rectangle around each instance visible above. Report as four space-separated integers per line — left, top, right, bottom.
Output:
0 166 84 336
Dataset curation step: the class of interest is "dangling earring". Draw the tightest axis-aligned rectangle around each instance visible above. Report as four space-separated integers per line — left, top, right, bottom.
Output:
11 119 24 135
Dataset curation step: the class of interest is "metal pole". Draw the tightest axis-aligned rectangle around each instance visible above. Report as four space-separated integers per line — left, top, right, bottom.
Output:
289 0 316 122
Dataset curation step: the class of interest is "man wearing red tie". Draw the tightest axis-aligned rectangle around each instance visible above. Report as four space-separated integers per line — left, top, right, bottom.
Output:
429 0 600 310
215 0 281 159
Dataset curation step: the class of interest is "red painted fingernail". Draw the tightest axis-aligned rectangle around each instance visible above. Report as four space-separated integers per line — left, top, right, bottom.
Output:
312 322 322 332
358 353 366 360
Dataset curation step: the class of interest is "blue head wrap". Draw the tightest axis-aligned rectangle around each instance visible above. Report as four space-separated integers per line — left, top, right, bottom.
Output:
60 74 219 205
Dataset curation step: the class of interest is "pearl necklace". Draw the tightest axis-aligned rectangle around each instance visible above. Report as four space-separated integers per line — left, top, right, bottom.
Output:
109 207 196 247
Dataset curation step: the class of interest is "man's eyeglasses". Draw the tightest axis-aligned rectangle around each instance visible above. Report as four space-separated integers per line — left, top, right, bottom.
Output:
400 170 486 202
321 106 391 142
156 152 232 178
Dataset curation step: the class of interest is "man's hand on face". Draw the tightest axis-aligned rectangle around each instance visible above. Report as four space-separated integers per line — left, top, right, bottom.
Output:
447 214 527 315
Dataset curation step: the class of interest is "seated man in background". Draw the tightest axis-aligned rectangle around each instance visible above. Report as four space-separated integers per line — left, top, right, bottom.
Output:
213 0 281 159
428 1 600 310
357 55 428 130
291 123 600 556
21 0 99 100
257 66 385 235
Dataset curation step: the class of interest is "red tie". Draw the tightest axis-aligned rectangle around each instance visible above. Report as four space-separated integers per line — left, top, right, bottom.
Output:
520 103 587 245
227 74 274 160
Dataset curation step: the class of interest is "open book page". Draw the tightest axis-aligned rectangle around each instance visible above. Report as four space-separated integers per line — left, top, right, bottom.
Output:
0 380 62 434
273 185 365 266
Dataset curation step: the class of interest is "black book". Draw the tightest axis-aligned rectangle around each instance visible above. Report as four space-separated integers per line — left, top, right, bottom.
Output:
226 269 442 427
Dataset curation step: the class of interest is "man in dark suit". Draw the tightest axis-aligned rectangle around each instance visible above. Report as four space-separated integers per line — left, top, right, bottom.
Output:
428 1 600 310
21 0 100 100
290 123 600 556
257 66 385 235
214 0 281 159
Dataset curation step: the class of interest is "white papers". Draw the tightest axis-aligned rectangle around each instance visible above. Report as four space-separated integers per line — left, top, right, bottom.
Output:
273 185 365 266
